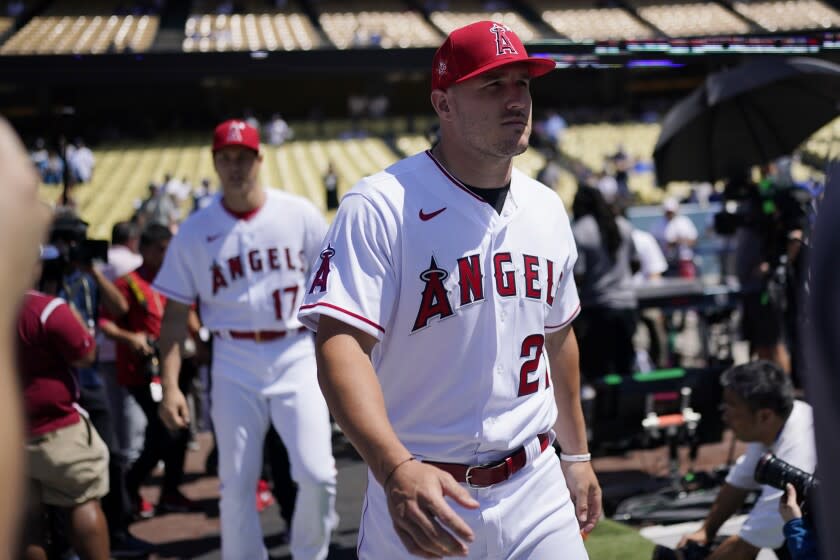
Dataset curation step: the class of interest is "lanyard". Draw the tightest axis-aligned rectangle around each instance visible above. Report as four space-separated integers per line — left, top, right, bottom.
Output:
124 272 162 317
62 274 94 333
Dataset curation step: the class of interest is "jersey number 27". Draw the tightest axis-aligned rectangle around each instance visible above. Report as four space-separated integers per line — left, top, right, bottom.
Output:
518 334 549 396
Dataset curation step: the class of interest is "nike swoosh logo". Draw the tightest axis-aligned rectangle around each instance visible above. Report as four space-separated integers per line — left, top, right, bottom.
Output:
206 233 223 242
419 207 447 221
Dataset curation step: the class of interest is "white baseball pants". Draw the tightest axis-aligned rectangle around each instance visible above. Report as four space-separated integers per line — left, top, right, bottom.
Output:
211 335 337 560
358 444 589 560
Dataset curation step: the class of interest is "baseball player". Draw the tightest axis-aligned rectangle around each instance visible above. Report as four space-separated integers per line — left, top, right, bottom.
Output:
299 21 601 559
155 119 338 560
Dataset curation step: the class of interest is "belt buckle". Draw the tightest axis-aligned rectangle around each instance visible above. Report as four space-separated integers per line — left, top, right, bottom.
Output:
464 459 504 488
464 464 483 488
254 331 262 343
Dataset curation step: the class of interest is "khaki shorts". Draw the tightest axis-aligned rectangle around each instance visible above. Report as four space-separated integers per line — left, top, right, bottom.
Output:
27 416 109 508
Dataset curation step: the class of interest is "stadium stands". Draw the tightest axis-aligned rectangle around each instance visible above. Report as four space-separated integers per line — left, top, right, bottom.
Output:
0 0 158 54
732 0 840 32
39 135 404 238
802 115 840 163
37 113 832 241
428 0 544 40
0 17 13 38
4 0 840 56
39 121 588 237
630 0 752 37
183 0 321 52
560 122 662 198
316 0 441 49
529 0 656 41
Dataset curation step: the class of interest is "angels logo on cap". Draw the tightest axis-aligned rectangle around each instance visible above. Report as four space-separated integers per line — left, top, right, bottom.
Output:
490 23 517 56
226 121 246 142
431 20 555 91
213 119 260 153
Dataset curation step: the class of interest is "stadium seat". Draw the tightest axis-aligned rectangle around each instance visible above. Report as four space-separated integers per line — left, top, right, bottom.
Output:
528 0 656 41
428 2 544 40
183 0 321 52
315 0 441 49
1 0 160 55
629 0 751 37
732 0 840 32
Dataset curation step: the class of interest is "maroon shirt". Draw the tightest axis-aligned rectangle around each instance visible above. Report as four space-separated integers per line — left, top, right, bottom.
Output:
17 291 95 436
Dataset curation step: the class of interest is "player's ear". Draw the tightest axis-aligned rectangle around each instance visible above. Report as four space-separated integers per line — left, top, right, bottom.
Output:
430 89 453 121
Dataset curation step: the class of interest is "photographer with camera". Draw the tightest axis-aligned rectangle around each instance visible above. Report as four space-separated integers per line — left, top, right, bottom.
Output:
18 252 112 560
724 164 810 375
677 361 815 559
41 211 152 555
100 224 195 517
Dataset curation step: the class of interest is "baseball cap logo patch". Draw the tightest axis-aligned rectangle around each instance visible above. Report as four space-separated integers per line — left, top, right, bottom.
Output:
437 60 447 77
226 121 246 142
212 119 260 153
490 23 517 56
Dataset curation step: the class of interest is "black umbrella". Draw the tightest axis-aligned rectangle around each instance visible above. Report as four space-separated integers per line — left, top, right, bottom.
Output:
653 57 840 185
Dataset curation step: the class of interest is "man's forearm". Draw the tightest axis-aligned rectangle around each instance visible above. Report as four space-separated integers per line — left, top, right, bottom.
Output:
99 319 138 345
702 483 749 540
158 302 190 390
707 535 759 560
547 326 589 453
315 318 411 486
91 268 128 316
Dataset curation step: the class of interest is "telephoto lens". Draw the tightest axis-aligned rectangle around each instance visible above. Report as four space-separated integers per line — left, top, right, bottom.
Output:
754 452 818 501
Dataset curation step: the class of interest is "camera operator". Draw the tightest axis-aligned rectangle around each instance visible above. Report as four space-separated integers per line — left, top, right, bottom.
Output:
724 164 810 374
99 224 194 515
678 360 815 559
19 249 110 559
41 211 151 555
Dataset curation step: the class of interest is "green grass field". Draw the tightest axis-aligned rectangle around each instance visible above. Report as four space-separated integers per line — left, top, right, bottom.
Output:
584 519 656 560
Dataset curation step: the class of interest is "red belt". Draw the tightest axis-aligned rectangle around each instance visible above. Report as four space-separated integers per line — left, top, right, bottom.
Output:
217 327 307 342
424 432 551 488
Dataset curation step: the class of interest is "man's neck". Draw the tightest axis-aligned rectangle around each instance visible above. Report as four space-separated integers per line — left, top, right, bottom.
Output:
222 184 265 214
137 265 159 281
759 415 787 447
432 141 513 190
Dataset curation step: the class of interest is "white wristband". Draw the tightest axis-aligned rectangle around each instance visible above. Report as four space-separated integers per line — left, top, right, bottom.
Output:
560 452 591 463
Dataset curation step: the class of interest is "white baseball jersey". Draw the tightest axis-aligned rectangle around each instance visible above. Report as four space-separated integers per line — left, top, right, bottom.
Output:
298 151 580 463
154 188 327 334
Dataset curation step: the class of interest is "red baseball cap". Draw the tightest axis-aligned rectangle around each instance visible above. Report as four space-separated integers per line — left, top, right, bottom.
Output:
212 119 260 153
431 21 555 91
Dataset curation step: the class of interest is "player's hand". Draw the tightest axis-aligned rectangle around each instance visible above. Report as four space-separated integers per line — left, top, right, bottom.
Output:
127 332 154 357
385 459 479 558
560 460 602 533
677 527 709 549
779 483 802 523
159 386 190 431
